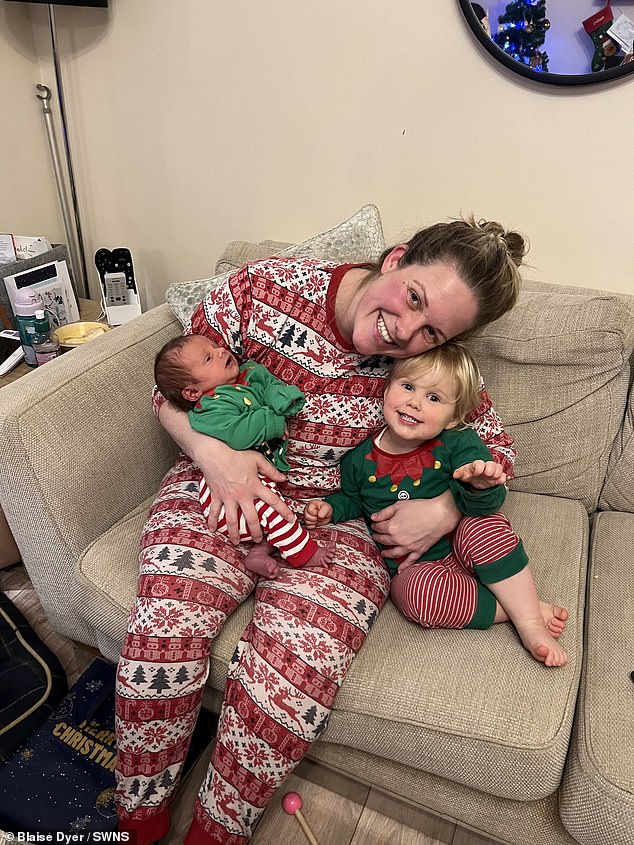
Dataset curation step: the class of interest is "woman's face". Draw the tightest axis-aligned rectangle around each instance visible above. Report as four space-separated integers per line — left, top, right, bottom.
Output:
346 247 479 359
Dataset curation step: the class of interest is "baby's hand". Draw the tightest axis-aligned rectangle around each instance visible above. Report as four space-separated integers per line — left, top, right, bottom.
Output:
453 460 507 489
304 499 333 528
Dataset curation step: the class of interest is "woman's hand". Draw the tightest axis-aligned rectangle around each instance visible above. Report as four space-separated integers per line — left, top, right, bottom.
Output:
370 489 461 566
158 400 294 543
198 444 293 544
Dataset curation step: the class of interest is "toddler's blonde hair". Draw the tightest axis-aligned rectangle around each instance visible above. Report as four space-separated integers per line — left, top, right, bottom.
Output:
387 342 481 427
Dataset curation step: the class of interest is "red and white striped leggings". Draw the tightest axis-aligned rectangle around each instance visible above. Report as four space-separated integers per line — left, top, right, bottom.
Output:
199 475 317 567
114 457 390 845
390 513 524 630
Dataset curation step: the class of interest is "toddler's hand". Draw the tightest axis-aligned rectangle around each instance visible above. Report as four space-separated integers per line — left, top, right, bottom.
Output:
304 499 333 528
453 460 507 489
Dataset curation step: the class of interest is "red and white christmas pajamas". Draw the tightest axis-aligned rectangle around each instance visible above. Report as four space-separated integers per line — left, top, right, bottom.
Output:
115 457 389 843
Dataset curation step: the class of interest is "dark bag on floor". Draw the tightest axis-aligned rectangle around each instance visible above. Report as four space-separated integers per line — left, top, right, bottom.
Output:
0 591 68 763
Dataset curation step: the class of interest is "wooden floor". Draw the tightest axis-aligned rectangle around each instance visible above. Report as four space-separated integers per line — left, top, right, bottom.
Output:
166 750 500 845
0 563 499 845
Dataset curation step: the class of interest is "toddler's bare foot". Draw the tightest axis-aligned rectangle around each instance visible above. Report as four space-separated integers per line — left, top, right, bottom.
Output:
540 601 568 639
306 543 336 567
515 618 568 667
244 543 280 579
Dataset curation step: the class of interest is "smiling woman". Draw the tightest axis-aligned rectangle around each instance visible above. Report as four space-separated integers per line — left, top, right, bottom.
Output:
336 256 478 358
114 214 526 845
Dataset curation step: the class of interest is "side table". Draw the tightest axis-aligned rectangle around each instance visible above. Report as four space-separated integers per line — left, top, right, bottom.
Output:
0 298 104 389
0 299 105 567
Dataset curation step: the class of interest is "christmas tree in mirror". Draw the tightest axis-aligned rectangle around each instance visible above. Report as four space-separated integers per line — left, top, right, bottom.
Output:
493 0 550 72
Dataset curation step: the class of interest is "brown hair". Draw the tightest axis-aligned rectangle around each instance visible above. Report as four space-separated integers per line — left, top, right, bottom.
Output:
154 335 197 412
387 342 481 426
371 215 527 338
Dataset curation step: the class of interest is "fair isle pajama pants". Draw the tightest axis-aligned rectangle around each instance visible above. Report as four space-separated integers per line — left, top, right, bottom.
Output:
199 475 318 567
114 456 390 845
390 512 528 630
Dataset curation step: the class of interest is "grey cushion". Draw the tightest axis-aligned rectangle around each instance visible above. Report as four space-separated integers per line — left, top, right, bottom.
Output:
165 204 386 325
469 283 634 511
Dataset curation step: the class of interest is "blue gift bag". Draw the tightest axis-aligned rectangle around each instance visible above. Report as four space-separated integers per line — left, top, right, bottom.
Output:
0 658 118 834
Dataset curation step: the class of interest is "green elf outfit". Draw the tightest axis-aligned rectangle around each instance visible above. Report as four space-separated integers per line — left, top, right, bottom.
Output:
188 360 305 470
189 360 322 567
325 425 528 629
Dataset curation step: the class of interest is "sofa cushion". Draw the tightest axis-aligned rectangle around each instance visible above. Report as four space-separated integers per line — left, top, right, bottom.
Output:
599 387 634 513
469 282 634 512
311 491 587 802
560 511 634 845
165 204 385 325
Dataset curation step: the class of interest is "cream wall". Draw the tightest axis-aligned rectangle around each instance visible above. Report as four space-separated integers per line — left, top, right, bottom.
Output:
2 0 632 309
0 3 65 244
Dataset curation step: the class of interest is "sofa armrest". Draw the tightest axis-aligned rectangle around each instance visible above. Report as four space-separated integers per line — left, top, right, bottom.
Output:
0 303 181 645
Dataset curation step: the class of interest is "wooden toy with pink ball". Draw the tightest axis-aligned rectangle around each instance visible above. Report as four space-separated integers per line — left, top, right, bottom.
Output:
282 791 321 845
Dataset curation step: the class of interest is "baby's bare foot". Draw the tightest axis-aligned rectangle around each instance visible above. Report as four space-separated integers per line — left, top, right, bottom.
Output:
540 601 568 639
307 543 336 568
515 618 568 667
244 543 280 579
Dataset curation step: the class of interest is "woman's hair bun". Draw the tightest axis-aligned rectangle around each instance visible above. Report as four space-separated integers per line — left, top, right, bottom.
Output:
476 219 528 268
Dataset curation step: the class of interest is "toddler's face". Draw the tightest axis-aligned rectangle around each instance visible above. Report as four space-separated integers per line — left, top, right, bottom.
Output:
383 367 459 448
181 335 240 398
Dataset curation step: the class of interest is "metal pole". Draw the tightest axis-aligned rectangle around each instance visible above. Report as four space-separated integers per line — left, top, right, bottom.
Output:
35 4 90 299
35 83 85 299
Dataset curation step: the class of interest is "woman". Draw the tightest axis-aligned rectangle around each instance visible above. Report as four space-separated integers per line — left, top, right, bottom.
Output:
114 216 526 845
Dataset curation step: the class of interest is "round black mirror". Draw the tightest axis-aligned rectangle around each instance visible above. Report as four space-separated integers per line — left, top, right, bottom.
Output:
458 1 634 86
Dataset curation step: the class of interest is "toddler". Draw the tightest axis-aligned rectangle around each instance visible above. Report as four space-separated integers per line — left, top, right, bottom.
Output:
154 334 334 577
305 342 568 667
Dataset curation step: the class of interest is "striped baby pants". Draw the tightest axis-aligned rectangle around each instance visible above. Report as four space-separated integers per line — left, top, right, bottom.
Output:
199 475 318 567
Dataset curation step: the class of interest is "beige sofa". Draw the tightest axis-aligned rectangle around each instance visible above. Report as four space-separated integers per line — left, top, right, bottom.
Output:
1 207 633 845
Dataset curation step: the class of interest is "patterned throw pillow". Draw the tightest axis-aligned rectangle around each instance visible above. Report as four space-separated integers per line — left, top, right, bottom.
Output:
165 204 385 326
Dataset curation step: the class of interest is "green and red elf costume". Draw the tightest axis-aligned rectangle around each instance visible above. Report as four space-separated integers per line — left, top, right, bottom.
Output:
325 425 528 629
190 361 320 566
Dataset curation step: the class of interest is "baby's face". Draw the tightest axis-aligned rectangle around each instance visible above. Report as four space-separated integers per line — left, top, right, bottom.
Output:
181 335 240 397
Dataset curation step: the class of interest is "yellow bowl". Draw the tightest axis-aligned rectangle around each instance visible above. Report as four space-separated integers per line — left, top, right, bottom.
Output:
54 321 111 348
